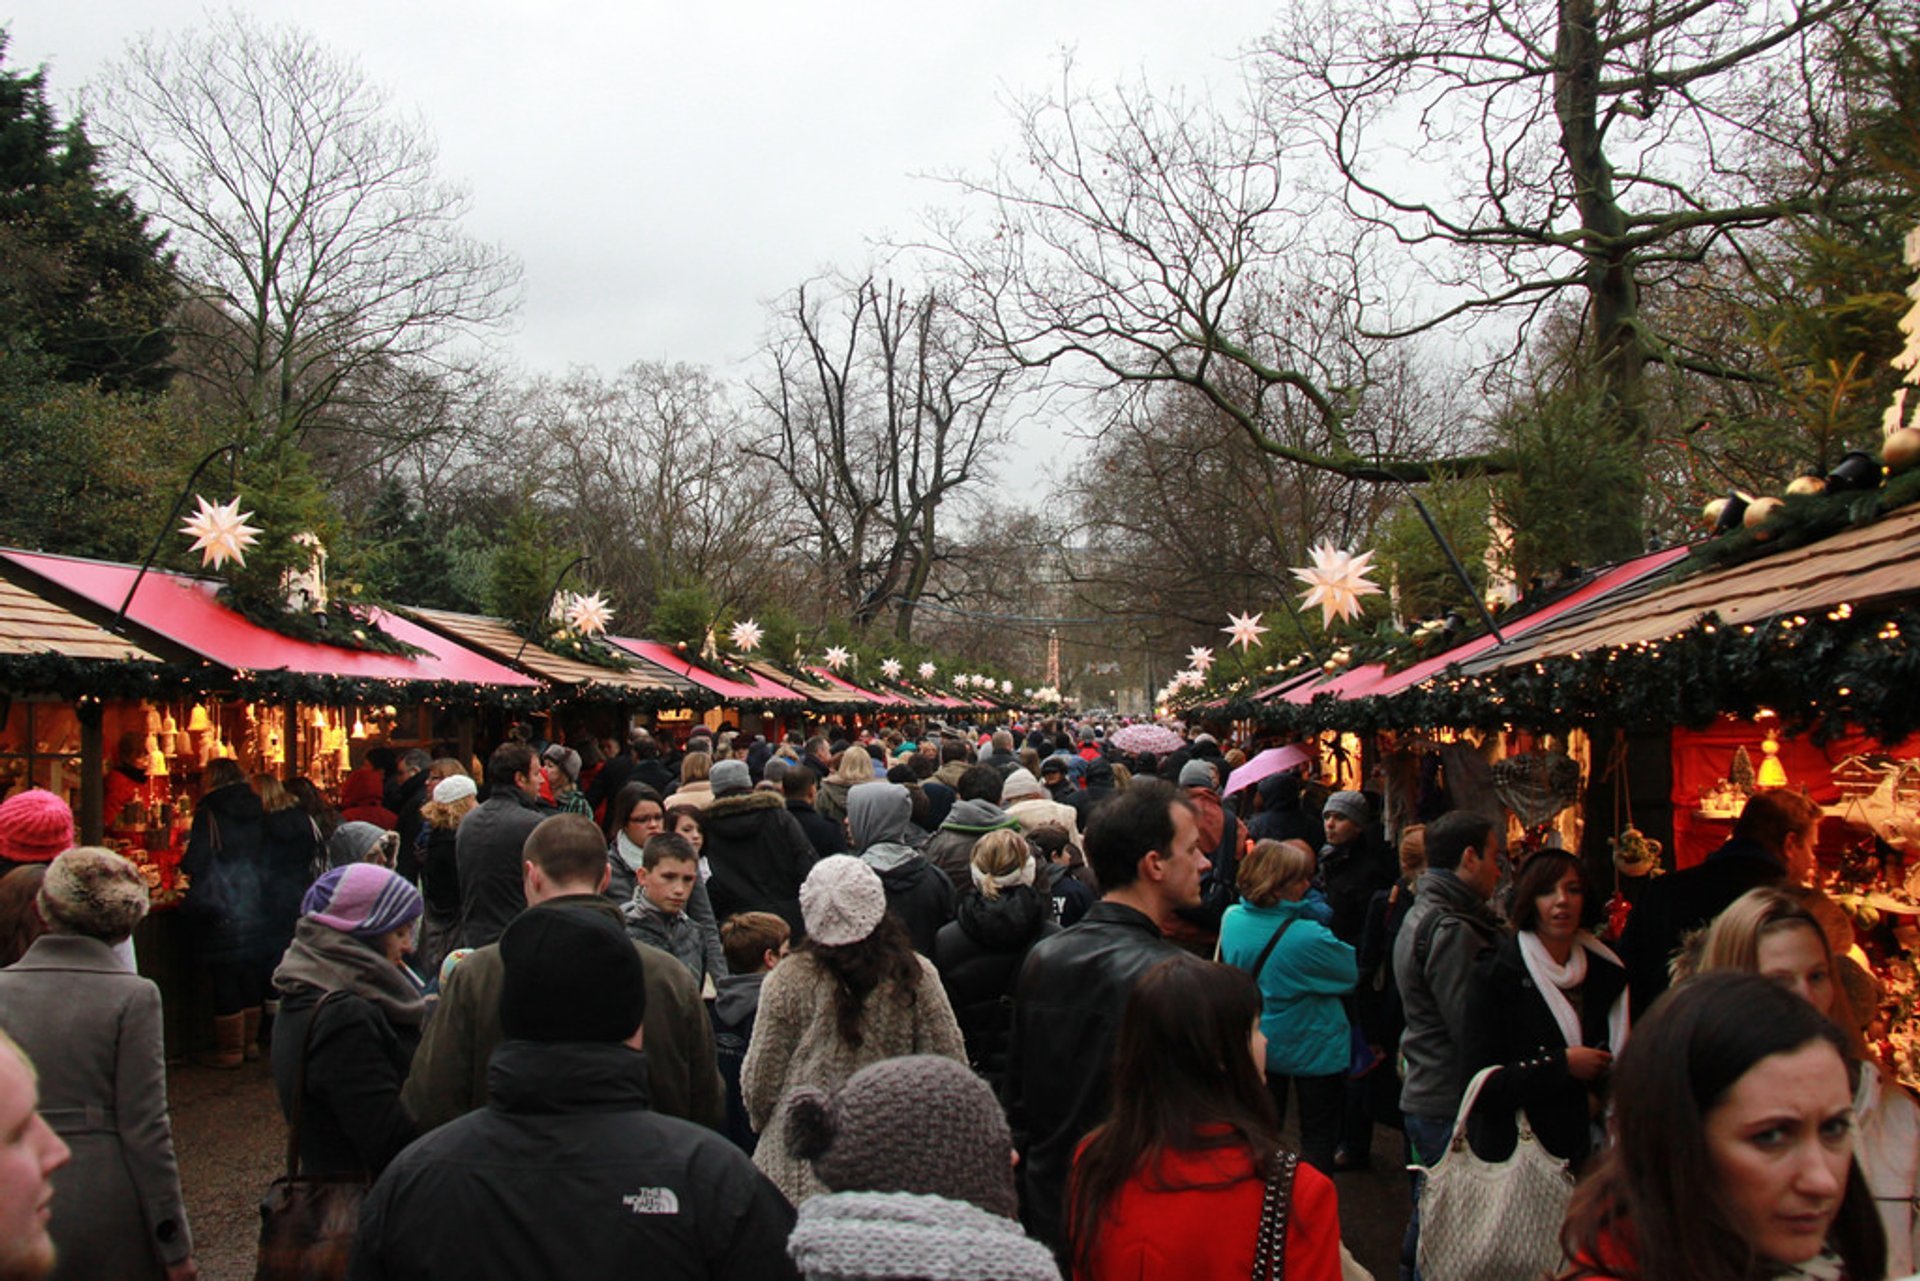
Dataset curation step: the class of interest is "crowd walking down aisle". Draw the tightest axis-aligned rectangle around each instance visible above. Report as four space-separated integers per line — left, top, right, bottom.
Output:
0 719 1913 1281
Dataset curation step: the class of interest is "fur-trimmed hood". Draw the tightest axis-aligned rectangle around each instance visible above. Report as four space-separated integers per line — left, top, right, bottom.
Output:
704 788 786 824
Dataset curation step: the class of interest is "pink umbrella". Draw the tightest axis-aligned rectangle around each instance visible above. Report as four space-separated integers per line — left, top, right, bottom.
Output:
1109 723 1186 755
1224 744 1311 797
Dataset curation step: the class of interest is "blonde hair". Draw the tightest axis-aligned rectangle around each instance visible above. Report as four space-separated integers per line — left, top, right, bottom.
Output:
1109 763 1133 791
830 748 875 786
970 829 1032 900
1697 886 1868 1058
680 751 711 784
1239 839 1316 908
1398 825 1428 877
422 794 477 832
253 773 297 813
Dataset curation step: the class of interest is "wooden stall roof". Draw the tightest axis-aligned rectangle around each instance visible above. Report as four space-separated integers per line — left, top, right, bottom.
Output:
0 574 165 664
404 607 705 701
1459 504 1920 673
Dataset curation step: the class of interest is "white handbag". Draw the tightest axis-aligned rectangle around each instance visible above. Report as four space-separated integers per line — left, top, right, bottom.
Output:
1415 1066 1575 1281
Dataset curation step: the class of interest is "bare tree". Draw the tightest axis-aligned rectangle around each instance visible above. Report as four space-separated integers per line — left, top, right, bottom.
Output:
90 13 520 446
749 275 1015 639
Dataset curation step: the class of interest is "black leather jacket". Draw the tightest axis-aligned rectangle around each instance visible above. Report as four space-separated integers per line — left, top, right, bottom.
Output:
1006 900 1182 1249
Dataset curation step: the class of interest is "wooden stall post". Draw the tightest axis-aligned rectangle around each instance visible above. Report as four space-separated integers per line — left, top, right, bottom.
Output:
78 700 104 843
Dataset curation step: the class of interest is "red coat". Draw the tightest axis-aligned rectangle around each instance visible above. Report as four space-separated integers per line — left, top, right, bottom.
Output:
339 766 397 830
1073 1139 1342 1280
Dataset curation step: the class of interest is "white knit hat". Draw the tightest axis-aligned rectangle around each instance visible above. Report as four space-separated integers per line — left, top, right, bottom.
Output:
433 774 477 803
1000 768 1045 803
800 855 888 947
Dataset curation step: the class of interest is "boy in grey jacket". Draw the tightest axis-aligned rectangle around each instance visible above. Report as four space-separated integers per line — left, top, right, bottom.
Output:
623 833 723 990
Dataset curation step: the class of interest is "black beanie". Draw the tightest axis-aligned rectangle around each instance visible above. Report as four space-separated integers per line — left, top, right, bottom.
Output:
499 905 646 1043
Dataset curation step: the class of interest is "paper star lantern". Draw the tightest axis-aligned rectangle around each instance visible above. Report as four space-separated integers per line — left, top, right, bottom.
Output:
179 494 261 571
881 658 903 680
1292 543 1383 628
1001 679 1013 695
1222 611 1269 651
564 590 614 636
918 661 937 681
823 645 851 671
1187 646 1215 673
728 618 764 653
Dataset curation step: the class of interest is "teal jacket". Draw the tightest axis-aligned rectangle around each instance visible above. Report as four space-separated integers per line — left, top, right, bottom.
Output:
1219 897 1358 1077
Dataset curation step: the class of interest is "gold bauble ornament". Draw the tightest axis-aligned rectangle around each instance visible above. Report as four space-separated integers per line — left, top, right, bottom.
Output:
1785 475 1827 497
1744 495 1785 538
1702 497 1728 526
1884 427 1920 474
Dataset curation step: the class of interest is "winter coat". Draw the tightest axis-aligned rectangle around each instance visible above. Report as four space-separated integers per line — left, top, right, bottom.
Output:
816 778 854 825
851 783 955 955
1247 774 1325 852
400 894 724 1134
1317 833 1395 947
271 984 420 1179
703 789 821 935
1071 1138 1342 1281
0 934 192 1278
259 805 323 955
789 1191 1060 1281
1393 869 1501 1120
1615 835 1784 1016
1219 898 1357 1079
420 826 461 918
350 1040 798 1281
1006 795 1082 839
1007 902 1184 1249
669 779 715 811
339 765 398 830
710 970 768 1154
741 949 966 1205
1462 933 1625 1168
1355 878 1418 1050
623 891 720 989
787 799 848 858
453 789 546 949
933 886 1060 1093
925 799 1020 893
179 780 273 963
390 771 429 881
1038 861 1096 927
921 778 957 829
605 845 728 982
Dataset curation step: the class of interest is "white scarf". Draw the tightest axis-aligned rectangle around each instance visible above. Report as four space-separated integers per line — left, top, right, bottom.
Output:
1517 929 1631 1058
970 855 1037 895
614 830 646 874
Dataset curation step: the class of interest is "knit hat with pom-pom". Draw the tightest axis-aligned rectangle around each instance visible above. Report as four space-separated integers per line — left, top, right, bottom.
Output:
784 1054 1018 1219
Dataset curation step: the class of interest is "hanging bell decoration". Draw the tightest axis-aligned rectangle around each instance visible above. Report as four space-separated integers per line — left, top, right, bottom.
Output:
1826 450 1884 494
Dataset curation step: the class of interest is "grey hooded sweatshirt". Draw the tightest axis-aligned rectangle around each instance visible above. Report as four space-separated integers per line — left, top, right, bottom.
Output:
851 783 954 956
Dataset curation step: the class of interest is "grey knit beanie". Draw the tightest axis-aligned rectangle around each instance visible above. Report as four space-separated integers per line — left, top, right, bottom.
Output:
1323 790 1369 826
784 1055 1019 1219
1178 758 1217 789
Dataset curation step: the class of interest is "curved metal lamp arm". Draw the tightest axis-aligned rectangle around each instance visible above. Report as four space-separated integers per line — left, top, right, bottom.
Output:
113 442 243 630
513 554 592 663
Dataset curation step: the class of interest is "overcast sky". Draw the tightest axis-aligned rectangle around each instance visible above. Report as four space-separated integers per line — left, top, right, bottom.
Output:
14 2 1284 493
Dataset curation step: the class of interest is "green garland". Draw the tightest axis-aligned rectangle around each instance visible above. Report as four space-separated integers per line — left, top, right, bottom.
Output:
0 654 207 702
217 588 424 658
1678 467 1920 578
1219 606 1920 742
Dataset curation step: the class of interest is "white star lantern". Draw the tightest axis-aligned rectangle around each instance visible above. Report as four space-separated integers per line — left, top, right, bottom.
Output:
1222 611 1270 652
881 658 903 680
1187 646 1215 673
918 661 937 681
823 645 852 671
1292 543 1383 628
180 495 261 571
728 618 764 653
564 591 614 637
1001 679 1013 695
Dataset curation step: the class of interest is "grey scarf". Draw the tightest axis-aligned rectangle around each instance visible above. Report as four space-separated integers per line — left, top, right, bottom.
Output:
787 1191 1060 1281
272 917 427 1027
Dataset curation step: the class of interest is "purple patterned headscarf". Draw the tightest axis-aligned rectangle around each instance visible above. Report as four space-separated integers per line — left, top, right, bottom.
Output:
300 864 423 940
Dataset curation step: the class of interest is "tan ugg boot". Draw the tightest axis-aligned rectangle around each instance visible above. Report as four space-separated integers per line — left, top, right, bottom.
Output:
200 1013 246 1069
241 1006 263 1061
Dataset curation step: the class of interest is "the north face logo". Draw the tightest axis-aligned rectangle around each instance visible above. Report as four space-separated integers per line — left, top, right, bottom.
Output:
623 1188 681 1215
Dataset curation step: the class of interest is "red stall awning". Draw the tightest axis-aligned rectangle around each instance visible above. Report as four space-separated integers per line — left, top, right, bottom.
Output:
612 638 804 705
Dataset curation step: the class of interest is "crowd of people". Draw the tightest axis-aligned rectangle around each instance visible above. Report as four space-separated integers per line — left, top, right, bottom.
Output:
0 716 1911 1280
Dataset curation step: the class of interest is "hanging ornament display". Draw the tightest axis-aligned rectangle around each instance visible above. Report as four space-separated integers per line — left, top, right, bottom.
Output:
728 618 764 653
823 645 852 671
179 495 262 571
1187 646 1215 673
918 661 937 681
564 591 615 637
1222 611 1270 652
282 532 329 613
1291 543 1383 628
881 658 903 680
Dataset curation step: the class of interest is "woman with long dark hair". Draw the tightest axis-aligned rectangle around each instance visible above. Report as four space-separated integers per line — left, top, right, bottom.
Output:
603 782 667 899
1067 953 1343 1279
740 854 965 1204
1462 848 1628 1172
1557 970 1885 1281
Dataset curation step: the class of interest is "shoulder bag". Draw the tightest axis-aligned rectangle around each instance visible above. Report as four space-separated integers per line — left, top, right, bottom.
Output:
1414 1065 1574 1281
1251 1149 1299 1280
254 991 369 1281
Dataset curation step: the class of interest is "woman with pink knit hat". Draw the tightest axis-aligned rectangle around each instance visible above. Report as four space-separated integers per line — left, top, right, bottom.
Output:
269 863 425 1181
0 788 74 876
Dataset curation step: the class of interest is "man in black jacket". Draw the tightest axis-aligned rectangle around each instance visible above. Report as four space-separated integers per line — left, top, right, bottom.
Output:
351 905 796 1280
702 761 820 935
1616 788 1820 1015
1006 777 1202 1251
453 743 547 948
782 768 847 858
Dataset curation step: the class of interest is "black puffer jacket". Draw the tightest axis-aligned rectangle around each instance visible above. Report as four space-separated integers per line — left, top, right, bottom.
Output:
702 790 820 935
271 987 419 1179
180 782 272 963
934 886 1059 1093
349 1041 797 1280
259 806 322 955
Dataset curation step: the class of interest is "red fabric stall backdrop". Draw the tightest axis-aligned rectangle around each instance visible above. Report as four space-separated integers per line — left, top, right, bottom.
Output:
1669 719 1920 868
